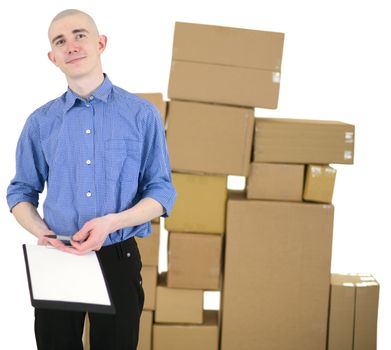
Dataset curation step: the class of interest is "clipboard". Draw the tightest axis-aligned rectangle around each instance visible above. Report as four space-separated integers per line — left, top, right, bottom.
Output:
23 244 115 314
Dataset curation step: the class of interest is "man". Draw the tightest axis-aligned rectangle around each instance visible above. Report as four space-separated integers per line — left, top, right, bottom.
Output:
6 9 176 350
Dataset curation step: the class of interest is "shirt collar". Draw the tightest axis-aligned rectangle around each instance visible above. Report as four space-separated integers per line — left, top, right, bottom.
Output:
63 74 113 113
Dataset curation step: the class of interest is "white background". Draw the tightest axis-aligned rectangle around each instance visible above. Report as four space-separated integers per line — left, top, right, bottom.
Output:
0 0 389 348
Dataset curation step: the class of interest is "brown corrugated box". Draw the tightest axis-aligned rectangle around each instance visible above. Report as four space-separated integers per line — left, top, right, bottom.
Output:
221 199 334 350
246 162 304 201
165 173 227 234
155 282 204 324
136 93 167 124
153 310 218 350
136 223 160 266
253 118 355 164
168 22 284 108
138 310 153 350
167 232 222 290
328 273 379 350
166 101 254 176
141 266 157 310
303 165 336 203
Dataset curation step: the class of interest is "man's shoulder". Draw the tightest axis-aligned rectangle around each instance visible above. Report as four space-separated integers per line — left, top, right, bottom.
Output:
29 93 66 121
112 85 159 117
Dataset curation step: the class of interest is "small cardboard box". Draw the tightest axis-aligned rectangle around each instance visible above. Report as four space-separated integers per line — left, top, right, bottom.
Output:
168 22 284 108
303 165 336 203
141 266 158 310
166 100 254 176
246 162 304 201
136 223 160 266
167 232 222 290
328 273 379 350
165 173 227 234
221 199 334 350
155 280 204 324
253 118 355 164
153 310 218 350
138 310 153 350
136 93 167 124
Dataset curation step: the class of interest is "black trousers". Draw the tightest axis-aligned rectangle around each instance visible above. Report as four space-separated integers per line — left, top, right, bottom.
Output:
34 237 145 350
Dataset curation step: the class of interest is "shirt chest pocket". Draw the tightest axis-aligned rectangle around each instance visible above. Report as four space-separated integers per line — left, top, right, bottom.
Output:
105 139 141 182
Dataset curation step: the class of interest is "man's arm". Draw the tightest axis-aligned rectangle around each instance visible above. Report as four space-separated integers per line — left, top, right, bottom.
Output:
63 197 163 255
12 202 64 248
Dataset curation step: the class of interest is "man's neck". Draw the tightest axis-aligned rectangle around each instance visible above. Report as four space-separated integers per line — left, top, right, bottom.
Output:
67 73 105 99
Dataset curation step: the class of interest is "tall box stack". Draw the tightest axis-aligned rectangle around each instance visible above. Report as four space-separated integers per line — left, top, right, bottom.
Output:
161 21 285 350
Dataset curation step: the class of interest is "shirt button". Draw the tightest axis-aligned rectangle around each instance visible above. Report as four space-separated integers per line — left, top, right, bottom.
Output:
86 191 92 197
89 96 94 100
85 129 91 134
86 160 92 165
86 103 91 107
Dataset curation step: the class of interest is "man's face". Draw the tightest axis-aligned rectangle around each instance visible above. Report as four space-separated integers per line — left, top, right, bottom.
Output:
48 14 106 80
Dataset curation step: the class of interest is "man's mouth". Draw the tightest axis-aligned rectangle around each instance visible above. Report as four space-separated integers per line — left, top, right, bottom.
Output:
66 56 86 64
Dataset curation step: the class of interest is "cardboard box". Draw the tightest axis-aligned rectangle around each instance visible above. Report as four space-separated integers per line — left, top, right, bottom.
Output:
167 232 222 290
253 118 355 164
155 276 203 324
138 310 153 350
136 223 160 266
303 165 336 203
168 22 284 108
141 266 158 310
166 101 254 176
136 93 167 124
328 274 379 350
246 162 304 201
165 173 227 234
153 310 218 350
221 199 334 350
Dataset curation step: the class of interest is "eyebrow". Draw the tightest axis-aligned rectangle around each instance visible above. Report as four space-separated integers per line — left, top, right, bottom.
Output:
51 28 89 44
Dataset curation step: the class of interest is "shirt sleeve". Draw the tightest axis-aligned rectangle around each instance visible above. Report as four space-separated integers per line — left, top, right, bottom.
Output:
138 104 176 217
6 115 48 212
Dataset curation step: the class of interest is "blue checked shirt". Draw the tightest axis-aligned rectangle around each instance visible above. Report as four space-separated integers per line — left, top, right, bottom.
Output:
7 75 176 246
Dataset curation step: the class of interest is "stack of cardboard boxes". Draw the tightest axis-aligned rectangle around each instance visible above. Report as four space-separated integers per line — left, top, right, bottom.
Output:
83 23 379 350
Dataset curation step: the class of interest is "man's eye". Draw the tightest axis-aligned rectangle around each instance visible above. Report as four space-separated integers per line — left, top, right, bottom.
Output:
55 39 65 46
76 33 86 39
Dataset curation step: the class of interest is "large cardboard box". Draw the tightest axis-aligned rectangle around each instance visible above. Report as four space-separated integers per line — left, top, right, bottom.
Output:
303 165 336 203
166 101 254 176
138 310 153 350
167 232 222 290
141 266 158 310
221 199 334 350
246 162 304 201
136 223 160 266
136 93 167 124
253 118 355 164
328 274 379 350
165 173 227 234
168 22 284 109
153 310 218 350
155 277 203 324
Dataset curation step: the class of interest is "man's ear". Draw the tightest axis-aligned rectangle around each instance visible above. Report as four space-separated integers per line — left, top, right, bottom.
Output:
98 35 107 53
48 51 58 66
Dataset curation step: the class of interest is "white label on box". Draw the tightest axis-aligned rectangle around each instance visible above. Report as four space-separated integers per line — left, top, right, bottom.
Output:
345 132 354 143
344 150 353 160
311 166 321 176
272 72 280 83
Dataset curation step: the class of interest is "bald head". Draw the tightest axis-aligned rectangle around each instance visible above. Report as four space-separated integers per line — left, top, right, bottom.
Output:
48 9 99 40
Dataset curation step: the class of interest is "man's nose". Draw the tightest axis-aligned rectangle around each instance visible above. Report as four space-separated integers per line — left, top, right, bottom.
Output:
65 41 80 54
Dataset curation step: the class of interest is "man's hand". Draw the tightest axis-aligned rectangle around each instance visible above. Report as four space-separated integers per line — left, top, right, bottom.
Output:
37 232 66 250
61 214 116 255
